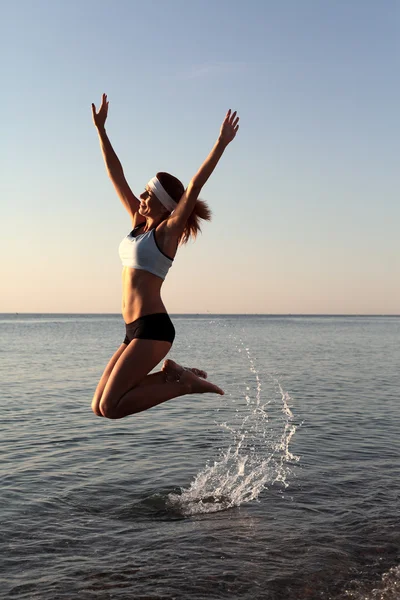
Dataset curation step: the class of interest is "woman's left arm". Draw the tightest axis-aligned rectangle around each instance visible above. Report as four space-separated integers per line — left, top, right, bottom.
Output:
166 109 240 233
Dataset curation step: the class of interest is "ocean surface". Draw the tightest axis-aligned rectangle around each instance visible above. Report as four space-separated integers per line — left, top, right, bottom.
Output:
0 314 399 600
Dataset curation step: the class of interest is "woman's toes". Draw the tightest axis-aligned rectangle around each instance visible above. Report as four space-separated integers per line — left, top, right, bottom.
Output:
180 370 224 395
186 367 208 379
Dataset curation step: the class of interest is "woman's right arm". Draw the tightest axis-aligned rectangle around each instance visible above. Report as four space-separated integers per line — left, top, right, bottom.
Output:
92 94 141 221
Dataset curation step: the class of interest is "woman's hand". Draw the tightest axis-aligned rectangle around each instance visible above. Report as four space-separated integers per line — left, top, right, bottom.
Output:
218 109 240 146
91 93 109 130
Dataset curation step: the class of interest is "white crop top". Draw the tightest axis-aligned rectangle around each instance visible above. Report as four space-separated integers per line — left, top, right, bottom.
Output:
118 224 173 280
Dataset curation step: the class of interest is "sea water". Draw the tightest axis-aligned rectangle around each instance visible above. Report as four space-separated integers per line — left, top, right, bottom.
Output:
0 314 399 599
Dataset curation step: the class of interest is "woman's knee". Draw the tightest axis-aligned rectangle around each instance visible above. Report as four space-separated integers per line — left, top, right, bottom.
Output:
99 396 123 419
91 394 103 417
91 344 128 417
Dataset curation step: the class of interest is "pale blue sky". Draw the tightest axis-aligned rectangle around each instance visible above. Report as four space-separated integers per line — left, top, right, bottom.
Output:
1 0 399 313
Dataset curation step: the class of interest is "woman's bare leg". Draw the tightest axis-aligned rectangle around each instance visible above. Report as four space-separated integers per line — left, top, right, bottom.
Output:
92 348 207 417
98 339 223 419
91 344 168 416
102 369 224 419
91 344 127 416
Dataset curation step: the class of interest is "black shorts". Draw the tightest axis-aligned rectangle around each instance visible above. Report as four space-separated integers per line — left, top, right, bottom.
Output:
123 313 175 345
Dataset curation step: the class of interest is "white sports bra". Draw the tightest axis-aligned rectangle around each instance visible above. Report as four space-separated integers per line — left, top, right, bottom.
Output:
118 223 173 280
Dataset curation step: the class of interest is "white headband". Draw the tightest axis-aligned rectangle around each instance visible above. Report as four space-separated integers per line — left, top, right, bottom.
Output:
147 177 177 212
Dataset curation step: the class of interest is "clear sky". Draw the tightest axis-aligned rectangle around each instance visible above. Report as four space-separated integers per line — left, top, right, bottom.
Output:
1 0 399 314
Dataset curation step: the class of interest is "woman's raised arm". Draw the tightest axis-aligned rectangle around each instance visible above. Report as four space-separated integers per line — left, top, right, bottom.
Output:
166 109 240 233
92 94 140 220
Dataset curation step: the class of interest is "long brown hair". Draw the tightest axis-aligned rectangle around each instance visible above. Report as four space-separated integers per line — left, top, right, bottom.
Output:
156 172 212 245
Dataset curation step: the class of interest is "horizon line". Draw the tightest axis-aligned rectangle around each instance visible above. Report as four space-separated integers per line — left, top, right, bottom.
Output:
1 312 399 317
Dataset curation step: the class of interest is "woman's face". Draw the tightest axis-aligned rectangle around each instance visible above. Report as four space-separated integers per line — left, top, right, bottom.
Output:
138 186 167 218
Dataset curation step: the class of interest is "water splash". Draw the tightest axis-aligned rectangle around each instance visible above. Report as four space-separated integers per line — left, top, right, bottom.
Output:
167 338 300 516
345 564 400 599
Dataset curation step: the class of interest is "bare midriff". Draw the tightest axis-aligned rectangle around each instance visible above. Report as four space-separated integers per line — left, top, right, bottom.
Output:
121 266 167 324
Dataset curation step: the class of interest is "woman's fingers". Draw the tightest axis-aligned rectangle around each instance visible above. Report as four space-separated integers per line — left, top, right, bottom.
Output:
100 93 108 110
223 109 231 123
229 111 237 126
220 108 240 142
224 109 239 125
91 94 109 127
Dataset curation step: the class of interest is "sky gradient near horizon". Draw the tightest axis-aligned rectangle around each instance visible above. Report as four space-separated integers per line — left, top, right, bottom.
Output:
1 0 399 314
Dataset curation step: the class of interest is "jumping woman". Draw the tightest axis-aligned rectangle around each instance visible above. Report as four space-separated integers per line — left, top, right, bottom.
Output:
91 94 239 419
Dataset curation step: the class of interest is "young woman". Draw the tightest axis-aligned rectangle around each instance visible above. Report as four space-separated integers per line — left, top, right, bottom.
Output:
91 94 239 419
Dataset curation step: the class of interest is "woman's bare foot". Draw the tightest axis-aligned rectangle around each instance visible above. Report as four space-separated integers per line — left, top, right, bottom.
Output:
162 359 207 382
179 369 224 395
